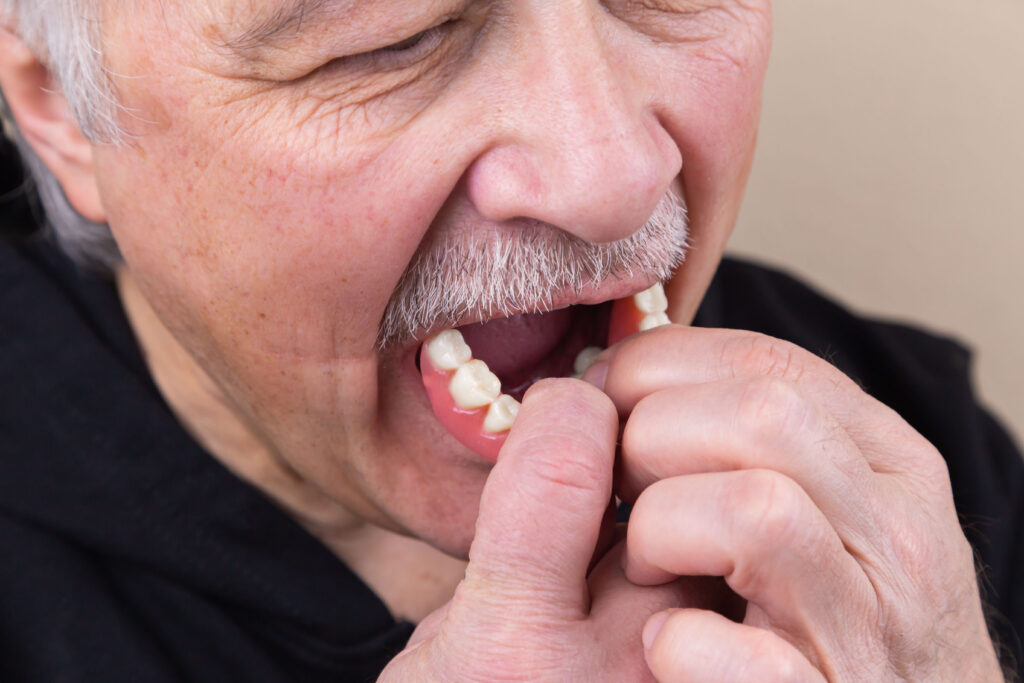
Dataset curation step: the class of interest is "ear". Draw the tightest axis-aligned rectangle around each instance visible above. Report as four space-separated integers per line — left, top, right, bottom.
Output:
0 28 106 223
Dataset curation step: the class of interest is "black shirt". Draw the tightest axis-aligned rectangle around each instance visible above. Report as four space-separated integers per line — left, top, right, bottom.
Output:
2 172 1021 679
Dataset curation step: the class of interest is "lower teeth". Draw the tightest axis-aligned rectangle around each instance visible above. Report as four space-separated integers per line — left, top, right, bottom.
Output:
483 395 520 433
572 346 605 378
421 281 673 451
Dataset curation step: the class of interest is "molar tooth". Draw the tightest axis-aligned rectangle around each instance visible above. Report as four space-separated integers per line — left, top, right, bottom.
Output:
483 394 520 433
573 346 604 376
634 282 669 314
426 329 472 371
639 311 671 331
449 359 501 409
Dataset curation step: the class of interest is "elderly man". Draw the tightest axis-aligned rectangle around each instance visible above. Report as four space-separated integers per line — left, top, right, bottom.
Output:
0 1 1020 680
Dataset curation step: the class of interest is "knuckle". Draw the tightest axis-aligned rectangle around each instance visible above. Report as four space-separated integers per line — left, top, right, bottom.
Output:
886 523 937 588
723 332 809 384
909 442 955 496
729 469 807 540
870 526 977 666
885 513 970 603
501 439 611 527
526 437 610 495
511 380 617 498
732 375 817 442
725 470 811 588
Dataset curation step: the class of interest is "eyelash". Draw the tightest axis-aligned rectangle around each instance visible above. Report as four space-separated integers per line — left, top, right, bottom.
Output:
337 20 454 73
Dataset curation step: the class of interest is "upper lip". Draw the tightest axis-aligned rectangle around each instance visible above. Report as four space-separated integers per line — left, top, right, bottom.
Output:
405 270 663 348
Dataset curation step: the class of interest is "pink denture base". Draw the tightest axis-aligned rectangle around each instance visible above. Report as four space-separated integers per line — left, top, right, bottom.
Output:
420 350 507 463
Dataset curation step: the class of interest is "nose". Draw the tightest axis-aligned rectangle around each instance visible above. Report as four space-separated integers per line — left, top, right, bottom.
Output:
463 7 682 244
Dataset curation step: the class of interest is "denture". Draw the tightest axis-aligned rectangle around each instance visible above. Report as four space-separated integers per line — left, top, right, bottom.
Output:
420 282 671 462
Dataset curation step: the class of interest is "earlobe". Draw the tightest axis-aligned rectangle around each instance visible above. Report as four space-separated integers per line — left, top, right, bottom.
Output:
0 28 106 224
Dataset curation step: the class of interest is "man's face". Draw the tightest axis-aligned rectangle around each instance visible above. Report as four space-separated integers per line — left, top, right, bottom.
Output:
91 0 771 555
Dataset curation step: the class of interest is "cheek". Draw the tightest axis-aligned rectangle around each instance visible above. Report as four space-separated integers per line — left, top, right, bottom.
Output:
650 21 771 319
95 119 442 364
93 125 460 482
667 46 767 192
651 6 770 180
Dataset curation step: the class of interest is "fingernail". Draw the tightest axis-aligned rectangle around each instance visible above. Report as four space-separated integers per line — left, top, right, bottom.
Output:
642 611 670 651
581 359 609 391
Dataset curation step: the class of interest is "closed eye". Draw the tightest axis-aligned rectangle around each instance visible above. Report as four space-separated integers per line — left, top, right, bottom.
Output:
380 27 436 53
331 19 456 73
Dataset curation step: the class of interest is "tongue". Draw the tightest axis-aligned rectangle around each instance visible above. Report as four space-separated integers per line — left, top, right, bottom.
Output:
457 308 573 377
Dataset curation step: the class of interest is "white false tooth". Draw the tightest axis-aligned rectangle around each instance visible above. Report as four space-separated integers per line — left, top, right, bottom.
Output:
449 359 501 409
639 311 671 331
483 394 520 433
634 282 669 314
574 346 604 376
425 329 472 371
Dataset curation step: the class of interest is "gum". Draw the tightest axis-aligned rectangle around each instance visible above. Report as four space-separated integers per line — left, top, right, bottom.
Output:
607 295 646 347
421 287 665 462
420 349 508 463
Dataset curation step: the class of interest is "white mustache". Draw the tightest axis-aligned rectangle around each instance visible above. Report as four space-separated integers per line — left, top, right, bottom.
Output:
377 190 689 349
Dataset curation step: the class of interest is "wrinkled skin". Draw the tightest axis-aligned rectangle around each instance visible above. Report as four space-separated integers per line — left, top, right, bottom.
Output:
92 0 768 557
30 0 1004 679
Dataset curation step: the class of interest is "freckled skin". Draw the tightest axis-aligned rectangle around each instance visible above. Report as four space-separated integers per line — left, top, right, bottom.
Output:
89 1 772 557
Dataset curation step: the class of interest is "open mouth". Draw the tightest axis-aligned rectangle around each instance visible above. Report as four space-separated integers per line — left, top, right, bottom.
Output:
418 282 671 462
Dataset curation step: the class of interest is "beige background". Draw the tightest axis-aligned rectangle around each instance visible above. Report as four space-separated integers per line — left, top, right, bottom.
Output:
729 0 1024 442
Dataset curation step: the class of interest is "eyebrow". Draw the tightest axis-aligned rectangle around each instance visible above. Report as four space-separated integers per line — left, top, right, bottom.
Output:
218 0 339 55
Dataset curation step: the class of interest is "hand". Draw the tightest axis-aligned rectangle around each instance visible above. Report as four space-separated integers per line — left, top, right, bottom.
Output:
380 380 731 682
588 325 1003 681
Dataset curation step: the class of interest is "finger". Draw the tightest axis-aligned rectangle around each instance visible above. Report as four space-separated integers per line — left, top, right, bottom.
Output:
589 534 740 622
625 470 878 654
643 609 826 683
592 326 945 479
461 378 618 619
586 539 740 682
617 377 880 546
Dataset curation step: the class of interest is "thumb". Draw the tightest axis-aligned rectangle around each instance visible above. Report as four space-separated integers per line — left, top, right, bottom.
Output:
459 378 618 619
405 602 451 651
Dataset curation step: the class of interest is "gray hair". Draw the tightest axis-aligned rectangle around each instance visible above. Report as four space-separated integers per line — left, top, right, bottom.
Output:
378 190 689 349
1 0 123 269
